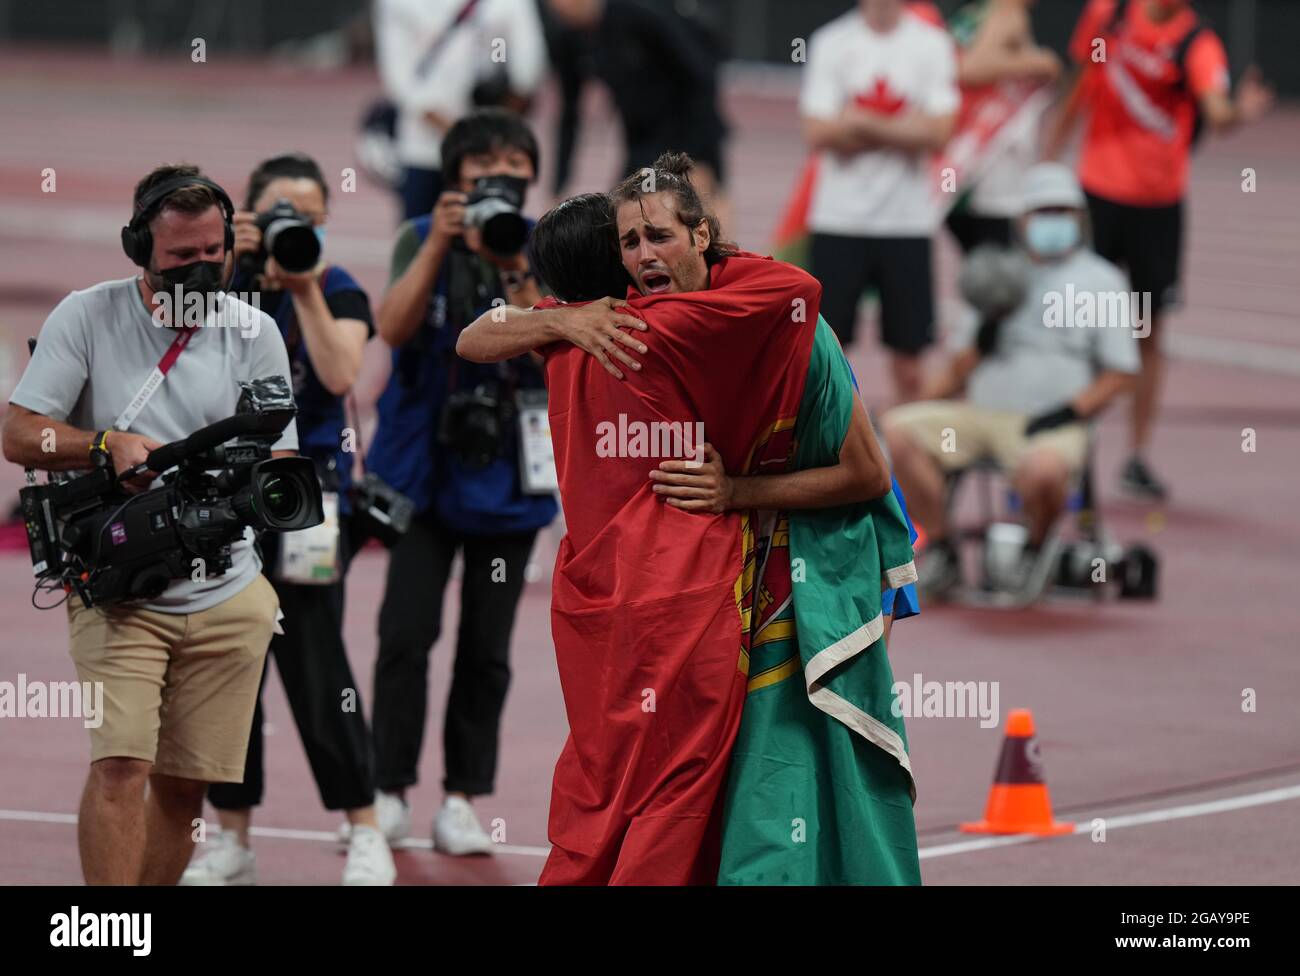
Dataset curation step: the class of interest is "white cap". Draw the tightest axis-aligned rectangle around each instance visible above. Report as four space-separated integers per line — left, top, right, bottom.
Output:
1020 162 1086 214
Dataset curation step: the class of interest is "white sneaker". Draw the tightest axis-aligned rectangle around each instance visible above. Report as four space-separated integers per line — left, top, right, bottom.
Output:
433 795 493 856
342 825 397 886
180 830 255 886
337 791 410 848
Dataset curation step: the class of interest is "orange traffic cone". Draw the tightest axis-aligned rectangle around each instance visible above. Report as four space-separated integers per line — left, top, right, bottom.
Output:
960 708 1073 835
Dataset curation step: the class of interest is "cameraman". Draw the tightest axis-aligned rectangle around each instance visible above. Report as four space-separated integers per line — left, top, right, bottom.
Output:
1 164 295 885
179 153 395 886
367 108 557 854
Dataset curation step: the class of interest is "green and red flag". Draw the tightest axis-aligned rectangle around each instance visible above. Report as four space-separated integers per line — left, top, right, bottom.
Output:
537 253 822 884
717 318 921 885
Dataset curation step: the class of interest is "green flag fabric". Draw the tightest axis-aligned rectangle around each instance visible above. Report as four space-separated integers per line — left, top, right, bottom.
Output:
718 317 921 885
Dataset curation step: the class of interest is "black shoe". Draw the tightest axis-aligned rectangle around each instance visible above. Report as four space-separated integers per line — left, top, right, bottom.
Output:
1120 456 1168 501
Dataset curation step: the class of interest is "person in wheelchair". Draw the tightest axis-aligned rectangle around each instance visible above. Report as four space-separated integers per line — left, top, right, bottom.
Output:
882 162 1139 599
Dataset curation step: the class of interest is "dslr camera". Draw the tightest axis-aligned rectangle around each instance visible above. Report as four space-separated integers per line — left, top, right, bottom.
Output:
464 175 529 258
20 377 323 608
240 198 321 275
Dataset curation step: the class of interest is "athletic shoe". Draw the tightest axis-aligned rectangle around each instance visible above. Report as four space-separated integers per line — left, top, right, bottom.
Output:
1001 544 1055 603
342 825 397 886
433 796 493 856
180 830 255 886
1120 456 1168 501
337 790 410 848
917 539 962 600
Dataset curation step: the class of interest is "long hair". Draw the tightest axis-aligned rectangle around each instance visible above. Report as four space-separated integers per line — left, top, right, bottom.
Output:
608 151 737 266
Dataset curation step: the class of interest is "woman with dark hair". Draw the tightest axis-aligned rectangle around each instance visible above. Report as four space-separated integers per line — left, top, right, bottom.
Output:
181 153 394 886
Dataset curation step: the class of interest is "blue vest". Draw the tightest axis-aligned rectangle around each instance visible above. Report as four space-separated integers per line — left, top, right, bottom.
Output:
367 217 558 535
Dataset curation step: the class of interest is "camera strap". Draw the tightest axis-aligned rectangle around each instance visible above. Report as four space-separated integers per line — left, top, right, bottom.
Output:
113 324 200 432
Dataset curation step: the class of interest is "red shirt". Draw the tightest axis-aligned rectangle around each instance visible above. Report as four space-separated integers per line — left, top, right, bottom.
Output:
1070 0 1229 205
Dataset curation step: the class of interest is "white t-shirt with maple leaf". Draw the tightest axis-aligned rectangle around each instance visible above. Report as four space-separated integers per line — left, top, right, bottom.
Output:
801 10 959 237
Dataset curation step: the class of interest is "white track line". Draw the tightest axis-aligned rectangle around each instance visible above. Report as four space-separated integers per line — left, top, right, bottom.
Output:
1167 332 1300 377
920 783 1300 860
0 808 550 858
4 782 1297 864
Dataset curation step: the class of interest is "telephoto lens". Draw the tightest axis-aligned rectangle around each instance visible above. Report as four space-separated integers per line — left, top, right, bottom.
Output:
249 199 321 274
464 175 529 257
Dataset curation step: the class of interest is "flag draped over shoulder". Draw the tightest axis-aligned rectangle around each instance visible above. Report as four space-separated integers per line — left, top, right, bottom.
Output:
538 253 822 885
718 317 921 886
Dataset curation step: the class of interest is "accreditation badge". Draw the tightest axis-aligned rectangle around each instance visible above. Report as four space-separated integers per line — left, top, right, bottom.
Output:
516 389 558 495
274 490 341 585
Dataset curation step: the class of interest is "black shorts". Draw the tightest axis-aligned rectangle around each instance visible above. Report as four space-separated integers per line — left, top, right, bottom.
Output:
809 233 935 353
1086 192 1184 318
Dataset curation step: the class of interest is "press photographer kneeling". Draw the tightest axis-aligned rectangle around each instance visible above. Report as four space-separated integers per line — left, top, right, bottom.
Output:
1 165 305 885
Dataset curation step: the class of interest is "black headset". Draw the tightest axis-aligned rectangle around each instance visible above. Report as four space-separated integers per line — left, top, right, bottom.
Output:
120 175 236 269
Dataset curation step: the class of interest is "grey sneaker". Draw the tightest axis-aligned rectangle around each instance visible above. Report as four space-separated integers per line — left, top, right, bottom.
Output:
918 540 962 600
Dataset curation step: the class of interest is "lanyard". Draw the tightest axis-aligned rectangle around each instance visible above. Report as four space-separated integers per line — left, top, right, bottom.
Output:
112 324 200 432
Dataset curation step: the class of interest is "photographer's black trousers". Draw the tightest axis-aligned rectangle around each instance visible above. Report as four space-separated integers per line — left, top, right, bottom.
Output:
208 522 376 812
372 511 537 797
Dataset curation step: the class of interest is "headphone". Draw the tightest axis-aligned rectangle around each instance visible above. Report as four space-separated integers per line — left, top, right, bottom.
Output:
120 175 236 269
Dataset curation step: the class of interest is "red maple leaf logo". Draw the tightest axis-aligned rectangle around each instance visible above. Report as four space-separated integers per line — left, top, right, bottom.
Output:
853 76 908 115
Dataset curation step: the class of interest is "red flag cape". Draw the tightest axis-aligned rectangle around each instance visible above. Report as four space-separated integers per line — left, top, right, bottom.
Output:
537 253 821 884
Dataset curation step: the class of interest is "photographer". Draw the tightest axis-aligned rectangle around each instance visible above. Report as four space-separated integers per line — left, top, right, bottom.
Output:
1 165 296 885
179 154 395 886
367 108 557 854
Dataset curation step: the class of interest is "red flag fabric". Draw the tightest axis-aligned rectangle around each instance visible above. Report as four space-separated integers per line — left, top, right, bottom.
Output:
537 253 821 884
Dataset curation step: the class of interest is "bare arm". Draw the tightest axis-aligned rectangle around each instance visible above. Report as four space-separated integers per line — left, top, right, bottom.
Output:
271 267 368 396
1200 66 1274 134
650 395 892 513
376 231 449 348
919 348 980 401
2 406 98 471
958 6 1060 87
1070 369 1133 418
2 405 162 490
457 299 649 379
845 108 958 154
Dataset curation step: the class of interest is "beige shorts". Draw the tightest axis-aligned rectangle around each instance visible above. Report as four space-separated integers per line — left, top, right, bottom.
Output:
885 400 1089 476
66 574 279 782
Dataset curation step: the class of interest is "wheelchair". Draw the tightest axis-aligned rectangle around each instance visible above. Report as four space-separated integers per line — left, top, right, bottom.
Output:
935 443 1158 608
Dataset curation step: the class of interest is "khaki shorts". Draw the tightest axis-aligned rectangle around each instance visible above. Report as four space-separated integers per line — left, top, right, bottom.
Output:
66 574 279 782
885 400 1088 476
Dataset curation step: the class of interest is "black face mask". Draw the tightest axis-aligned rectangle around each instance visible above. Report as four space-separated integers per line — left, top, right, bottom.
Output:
153 259 226 299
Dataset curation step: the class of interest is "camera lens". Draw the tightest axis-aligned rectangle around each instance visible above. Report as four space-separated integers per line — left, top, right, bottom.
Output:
265 219 321 274
261 475 299 521
232 457 324 531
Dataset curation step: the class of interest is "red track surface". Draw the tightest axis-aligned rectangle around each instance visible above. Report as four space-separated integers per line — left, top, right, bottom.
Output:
0 48 1297 885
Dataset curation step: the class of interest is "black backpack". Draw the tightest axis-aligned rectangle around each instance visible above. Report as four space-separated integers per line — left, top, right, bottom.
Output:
1106 0 1210 146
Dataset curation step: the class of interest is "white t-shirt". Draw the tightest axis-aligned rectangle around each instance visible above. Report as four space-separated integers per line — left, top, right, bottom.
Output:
955 249 1143 416
9 278 297 614
375 0 547 169
801 10 960 237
